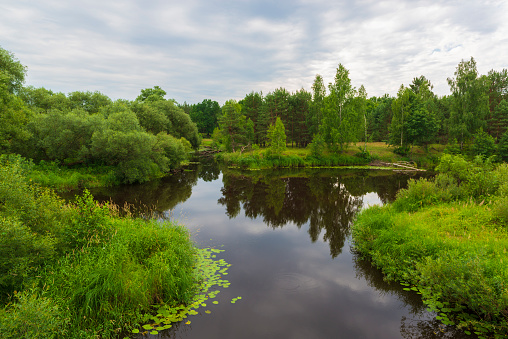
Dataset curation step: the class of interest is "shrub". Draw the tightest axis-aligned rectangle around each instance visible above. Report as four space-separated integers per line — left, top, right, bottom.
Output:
392 178 444 212
0 217 56 295
472 128 496 159
0 289 68 339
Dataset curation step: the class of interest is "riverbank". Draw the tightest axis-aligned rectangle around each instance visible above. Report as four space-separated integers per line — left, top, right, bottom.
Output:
211 141 443 171
0 157 210 338
351 155 508 338
0 154 191 192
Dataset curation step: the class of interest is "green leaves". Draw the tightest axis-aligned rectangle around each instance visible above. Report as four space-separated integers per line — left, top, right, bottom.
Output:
266 117 287 157
133 247 234 336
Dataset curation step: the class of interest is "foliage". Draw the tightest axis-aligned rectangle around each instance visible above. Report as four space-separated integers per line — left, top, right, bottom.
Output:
131 248 234 336
217 100 252 152
447 57 490 148
135 85 167 102
352 156 508 337
0 46 26 94
309 133 326 158
472 128 497 159
266 117 287 157
0 160 211 338
321 64 361 152
189 99 221 136
498 130 508 162
0 289 68 339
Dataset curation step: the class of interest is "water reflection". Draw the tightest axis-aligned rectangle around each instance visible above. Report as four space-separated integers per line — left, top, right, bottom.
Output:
353 257 472 339
217 169 422 258
71 161 473 339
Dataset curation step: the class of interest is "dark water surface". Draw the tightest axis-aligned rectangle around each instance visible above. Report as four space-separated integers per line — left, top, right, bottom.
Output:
85 161 470 339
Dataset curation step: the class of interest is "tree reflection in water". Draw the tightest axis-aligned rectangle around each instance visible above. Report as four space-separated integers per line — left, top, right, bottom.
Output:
218 168 427 258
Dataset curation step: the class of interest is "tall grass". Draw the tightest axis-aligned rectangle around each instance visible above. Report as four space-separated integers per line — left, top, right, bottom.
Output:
219 149 371 169
352 155 508 338
0 156 199 338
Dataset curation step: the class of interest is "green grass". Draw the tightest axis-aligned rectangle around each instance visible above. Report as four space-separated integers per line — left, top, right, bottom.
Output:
351 157 508 338
215 142 444 170
0 157 212 338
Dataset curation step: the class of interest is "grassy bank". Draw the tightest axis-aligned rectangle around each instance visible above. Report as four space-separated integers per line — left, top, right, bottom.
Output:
0 154 193 192
352 154 508 338
0 156 218 338
211 141 444 170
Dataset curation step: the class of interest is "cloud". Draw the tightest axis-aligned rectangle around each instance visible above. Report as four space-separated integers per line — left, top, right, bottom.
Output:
1 0 507 104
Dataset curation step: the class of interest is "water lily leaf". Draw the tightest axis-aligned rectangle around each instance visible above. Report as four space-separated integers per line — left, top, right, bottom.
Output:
150 330 158 335
205 310 211 314
132 329 140 334
213 301 218 304
142 324 153 330
186 321 191 325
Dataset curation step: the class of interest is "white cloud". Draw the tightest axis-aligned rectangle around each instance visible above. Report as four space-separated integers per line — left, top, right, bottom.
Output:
1 0 507 103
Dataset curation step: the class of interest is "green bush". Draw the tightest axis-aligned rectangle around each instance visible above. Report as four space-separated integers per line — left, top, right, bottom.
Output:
472 128 496 159
0 289 68 339
0 217 56 295
47 218 196 337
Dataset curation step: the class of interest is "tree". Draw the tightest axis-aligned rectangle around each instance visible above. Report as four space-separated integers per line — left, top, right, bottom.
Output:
26 108 103 163
328 64 354 125
405 106 439 148
0 46 26 94
218 100 250 152
189 99 221 136
367 95 393 142
68 91 112 114
356 85 368 151
390 85 438 149
309 74 326 138
18 86 71 112
267 117 287 157
410 75 434 101
447 57 490 149
489 99 508 139
135 86 167 103
0 81 31 154
0 48 31 154
390 85 412 147
472 128 496 159
487 68 508 112
134 99 200 148
240 91 265 145
288 89 312 147
321 63 360 152
498 130 508 162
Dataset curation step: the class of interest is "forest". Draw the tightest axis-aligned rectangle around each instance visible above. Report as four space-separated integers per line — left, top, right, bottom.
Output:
185 59 508 165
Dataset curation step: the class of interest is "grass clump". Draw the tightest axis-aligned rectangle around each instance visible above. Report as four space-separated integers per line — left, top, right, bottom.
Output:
0 155 204 338
352 154 508 338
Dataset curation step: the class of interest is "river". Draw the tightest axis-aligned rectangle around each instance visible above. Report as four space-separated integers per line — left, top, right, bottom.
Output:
83 160 470 339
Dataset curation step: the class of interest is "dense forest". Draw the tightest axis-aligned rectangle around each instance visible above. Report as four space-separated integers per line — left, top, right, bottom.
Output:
2 45 508 182
1 47 201 184
185 59 508 162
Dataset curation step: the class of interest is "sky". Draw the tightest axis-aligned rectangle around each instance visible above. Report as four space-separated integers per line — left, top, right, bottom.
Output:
1 0 507 105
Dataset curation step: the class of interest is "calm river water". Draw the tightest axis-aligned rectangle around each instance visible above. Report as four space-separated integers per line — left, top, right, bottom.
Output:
84 160 470 339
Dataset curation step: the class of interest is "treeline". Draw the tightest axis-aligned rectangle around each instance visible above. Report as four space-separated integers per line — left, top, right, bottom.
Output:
187 58 508 161
1 47 200 184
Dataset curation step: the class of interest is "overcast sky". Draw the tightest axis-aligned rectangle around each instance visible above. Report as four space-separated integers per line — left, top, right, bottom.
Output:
1 0 507 104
